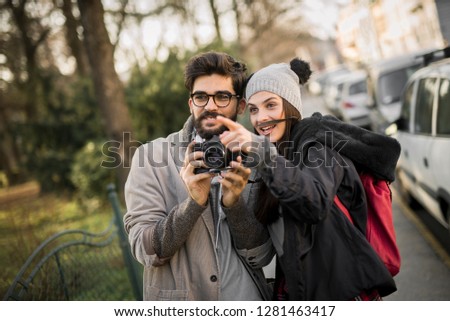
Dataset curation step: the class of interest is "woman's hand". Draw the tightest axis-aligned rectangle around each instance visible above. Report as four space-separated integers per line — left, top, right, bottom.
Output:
215 116 254 154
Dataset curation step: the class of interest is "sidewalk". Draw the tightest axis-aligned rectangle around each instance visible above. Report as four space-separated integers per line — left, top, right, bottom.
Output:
385 188 450 300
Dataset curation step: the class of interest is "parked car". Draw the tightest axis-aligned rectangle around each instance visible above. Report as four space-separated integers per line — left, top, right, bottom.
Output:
364 50 429 133
392 54 450 232
307 65 349 96
323 73 347 114
332 70 371 128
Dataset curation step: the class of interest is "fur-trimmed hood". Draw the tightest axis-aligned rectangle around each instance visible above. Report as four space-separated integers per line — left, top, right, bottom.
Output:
291 112 401 182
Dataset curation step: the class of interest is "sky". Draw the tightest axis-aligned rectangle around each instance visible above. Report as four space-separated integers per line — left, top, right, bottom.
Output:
301 0 350 40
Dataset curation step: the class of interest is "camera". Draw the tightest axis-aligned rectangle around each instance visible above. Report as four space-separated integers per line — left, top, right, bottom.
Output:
193 135 240 174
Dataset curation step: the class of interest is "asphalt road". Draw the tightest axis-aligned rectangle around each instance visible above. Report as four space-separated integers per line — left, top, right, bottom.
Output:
385 187 450 300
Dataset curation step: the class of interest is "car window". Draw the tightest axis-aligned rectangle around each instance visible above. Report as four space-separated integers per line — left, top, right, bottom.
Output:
437 78 450 135
349 80 367 95
398 82 414 132
414 77 437 134
378 64 421 105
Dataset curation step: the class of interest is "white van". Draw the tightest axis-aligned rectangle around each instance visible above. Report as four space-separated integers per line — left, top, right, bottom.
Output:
393 53 450 231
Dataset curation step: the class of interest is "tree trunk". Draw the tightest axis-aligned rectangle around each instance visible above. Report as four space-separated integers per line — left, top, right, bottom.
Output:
7 0 46 121
61 0 90 76
208 0 223 45
0 104 24 186
77 0 134 197
232 0 242 54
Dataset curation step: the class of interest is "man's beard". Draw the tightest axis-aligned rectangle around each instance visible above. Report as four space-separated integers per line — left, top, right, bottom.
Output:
194 110 238 140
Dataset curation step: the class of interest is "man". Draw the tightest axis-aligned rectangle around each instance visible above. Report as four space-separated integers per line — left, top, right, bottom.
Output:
123 51 273 300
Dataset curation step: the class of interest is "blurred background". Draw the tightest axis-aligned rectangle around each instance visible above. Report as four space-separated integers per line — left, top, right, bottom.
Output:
1 0 449 301
1 0 448 197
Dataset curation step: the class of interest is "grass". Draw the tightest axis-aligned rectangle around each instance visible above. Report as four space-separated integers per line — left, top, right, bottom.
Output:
0 183 121 299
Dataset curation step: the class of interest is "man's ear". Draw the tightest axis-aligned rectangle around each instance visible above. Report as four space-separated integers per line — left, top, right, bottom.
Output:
237 98 246 115
188 98 194 114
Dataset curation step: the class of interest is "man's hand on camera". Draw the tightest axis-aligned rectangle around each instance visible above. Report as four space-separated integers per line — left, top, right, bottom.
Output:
180 141 213 206
219 156 251 208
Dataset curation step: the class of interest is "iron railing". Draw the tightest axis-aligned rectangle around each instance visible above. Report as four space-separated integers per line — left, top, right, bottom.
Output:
3 184 142 300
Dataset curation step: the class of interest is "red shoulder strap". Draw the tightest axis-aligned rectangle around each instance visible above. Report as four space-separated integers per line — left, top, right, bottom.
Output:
334 195 354 224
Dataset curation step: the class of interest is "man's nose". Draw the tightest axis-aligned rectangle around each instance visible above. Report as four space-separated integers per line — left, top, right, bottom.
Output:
204 97 219 111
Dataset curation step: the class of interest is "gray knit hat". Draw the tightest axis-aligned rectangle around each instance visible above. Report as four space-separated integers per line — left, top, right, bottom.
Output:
245 62 303 114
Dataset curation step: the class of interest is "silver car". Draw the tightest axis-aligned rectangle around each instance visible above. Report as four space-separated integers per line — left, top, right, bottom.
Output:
332 70 371 128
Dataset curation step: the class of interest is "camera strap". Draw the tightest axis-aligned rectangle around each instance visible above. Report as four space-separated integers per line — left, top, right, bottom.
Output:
209 179 221 239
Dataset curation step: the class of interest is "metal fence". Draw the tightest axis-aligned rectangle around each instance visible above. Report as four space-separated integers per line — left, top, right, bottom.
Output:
3 184 142 301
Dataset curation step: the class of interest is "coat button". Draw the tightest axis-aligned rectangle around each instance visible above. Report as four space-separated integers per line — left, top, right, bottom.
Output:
210 275 218 282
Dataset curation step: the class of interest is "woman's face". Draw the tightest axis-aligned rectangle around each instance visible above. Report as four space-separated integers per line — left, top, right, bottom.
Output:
247 91 286 143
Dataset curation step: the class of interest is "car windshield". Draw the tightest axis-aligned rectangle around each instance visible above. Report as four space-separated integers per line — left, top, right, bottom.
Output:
349 80 367 95
378 64 421 105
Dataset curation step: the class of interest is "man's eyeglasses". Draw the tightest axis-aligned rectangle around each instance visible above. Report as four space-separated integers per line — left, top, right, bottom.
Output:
190 92 240 108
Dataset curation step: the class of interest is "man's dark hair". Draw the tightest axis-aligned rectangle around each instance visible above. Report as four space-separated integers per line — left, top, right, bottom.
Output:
184 51 247 97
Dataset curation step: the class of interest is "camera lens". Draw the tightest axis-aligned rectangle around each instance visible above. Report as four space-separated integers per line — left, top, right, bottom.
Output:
203 141 226 169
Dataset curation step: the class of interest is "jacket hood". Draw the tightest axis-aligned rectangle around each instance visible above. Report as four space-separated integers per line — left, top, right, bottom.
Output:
291 112 401 182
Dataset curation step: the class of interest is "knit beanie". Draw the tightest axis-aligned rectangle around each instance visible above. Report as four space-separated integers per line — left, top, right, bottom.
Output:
245 59 311 115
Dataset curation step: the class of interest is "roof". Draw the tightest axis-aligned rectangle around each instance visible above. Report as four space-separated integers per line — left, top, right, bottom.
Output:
409 57 450 81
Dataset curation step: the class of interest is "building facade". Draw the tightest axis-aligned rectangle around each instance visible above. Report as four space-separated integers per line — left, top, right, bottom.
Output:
336 0 446 65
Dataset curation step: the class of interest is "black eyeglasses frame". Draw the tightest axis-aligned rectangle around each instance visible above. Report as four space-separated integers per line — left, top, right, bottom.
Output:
190 92 240 108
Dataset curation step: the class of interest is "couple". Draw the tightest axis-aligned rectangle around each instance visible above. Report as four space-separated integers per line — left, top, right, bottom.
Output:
123 51 398 301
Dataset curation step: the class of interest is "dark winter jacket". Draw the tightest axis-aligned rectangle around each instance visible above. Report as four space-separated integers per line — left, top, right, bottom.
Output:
256 112 399 300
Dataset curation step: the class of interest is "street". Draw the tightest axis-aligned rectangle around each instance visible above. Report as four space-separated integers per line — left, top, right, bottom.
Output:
302 92 450 300
386 186 450 300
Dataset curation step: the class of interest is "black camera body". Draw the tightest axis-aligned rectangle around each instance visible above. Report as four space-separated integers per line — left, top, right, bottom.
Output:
193 135 239 174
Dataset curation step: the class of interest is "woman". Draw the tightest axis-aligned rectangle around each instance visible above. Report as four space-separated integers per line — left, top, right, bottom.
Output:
215 58 399 300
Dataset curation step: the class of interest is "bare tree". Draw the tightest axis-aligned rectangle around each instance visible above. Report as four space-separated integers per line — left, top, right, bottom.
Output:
232 0 242 54
6 0 50 120
208 0 223 45
232 0 309 68
77 0 134 196
60 0 90 76
2 0 55 185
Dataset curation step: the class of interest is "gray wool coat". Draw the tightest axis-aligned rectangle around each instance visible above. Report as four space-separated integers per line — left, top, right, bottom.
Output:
123 116 273 300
